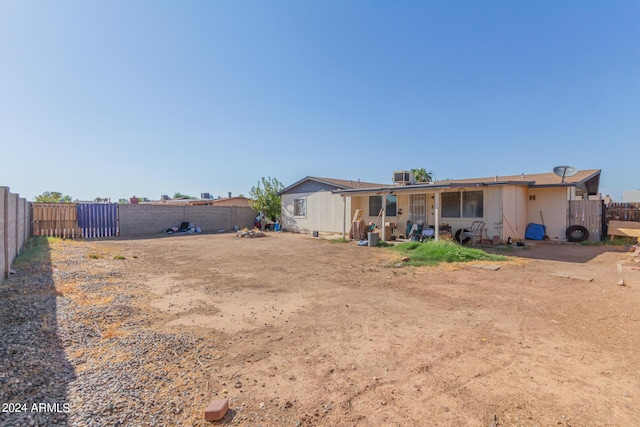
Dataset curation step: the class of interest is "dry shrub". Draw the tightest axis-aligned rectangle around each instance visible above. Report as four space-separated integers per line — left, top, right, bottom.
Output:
102 322 124 340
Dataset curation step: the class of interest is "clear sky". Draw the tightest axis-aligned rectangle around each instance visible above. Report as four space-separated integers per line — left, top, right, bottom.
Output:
1 1 638 202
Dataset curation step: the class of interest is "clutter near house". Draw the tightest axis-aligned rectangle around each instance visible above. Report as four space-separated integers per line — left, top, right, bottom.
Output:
281 168 605 244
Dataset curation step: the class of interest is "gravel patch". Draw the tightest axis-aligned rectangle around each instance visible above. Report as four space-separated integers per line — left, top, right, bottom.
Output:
0 242 228 426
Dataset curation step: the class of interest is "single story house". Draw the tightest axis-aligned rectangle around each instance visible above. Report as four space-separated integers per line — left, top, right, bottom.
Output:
280 169 602 242
278 177 385 234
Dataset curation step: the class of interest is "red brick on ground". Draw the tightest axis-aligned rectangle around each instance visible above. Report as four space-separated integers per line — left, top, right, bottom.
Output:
204 399 229 421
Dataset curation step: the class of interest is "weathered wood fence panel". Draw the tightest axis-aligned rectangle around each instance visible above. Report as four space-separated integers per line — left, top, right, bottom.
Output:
606 202 640 222
77 203 119 238
568 200 603 242
607 220 640 240
32 203 81 238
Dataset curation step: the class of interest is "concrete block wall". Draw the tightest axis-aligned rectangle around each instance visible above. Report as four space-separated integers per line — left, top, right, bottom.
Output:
0 187 5 283
1 186 31 283
119 204 257 237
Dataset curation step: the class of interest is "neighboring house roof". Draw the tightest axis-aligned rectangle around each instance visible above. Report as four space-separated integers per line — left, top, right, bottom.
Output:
278 176 385 195
147 196 250 206
333 169 601 196
190 196 250 206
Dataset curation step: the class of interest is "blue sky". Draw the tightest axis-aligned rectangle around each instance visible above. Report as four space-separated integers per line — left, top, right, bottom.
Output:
1 1 638 201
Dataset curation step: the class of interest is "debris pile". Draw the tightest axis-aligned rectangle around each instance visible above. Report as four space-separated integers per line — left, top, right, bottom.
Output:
165 222 201 235
235 229 265 238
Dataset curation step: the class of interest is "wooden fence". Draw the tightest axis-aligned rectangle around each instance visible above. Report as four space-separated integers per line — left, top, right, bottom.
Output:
605 202 640 223
32 203 82 238
568 199 603 242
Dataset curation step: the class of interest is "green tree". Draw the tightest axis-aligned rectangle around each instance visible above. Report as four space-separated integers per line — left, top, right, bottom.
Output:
35 191 73 203
249 177 284 221
118 198 129 204
173 192 196 199
411 168 435 183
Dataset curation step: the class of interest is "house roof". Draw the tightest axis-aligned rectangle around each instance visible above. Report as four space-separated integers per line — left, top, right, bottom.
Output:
333 169 601 196
278 176 385 195
438 169 601 194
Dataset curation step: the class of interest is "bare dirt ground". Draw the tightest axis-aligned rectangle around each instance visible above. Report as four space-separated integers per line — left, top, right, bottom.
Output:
52 233 640 426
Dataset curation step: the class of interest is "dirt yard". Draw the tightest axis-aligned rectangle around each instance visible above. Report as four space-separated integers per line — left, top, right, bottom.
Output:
43 233 640 425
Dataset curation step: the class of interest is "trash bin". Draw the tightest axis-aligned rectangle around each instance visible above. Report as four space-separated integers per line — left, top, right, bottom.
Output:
368 232 379 247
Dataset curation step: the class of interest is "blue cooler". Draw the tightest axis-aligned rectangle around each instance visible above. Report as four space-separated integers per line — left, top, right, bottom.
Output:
525 223 546 240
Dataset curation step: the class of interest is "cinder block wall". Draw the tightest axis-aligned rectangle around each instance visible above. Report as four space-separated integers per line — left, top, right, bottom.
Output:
0 187 5 283
6 192 17 276
1 187 31 283
119 204 257 237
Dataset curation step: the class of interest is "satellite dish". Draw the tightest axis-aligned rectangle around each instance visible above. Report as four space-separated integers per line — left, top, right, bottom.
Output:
553 165 578 183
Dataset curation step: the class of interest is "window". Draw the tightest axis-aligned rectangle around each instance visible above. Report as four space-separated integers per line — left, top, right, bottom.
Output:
368 195 397 217
409 194 427 224
442 193 460 217
294 198 306 217
385 195 397 217
462 191 483 217
369 196 382 217
441 191 484 218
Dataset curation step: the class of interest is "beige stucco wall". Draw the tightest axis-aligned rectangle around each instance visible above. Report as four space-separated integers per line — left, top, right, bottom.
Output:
281 191 351 234
502 186 528 242
525 187 569 240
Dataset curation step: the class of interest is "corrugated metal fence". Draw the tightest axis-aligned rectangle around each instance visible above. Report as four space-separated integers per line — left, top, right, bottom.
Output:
32 203 118 238
77 203 119 238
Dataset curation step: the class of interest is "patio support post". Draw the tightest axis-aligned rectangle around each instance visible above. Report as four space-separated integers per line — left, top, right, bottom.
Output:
434 191 440 242
381 207 386 241
342 196 346 239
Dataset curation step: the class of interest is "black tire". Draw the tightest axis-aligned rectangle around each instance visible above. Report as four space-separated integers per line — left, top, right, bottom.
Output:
566 225 589 242
455 228 471 245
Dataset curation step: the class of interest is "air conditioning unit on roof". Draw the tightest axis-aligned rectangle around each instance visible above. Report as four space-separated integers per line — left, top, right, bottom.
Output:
393 170 415 185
